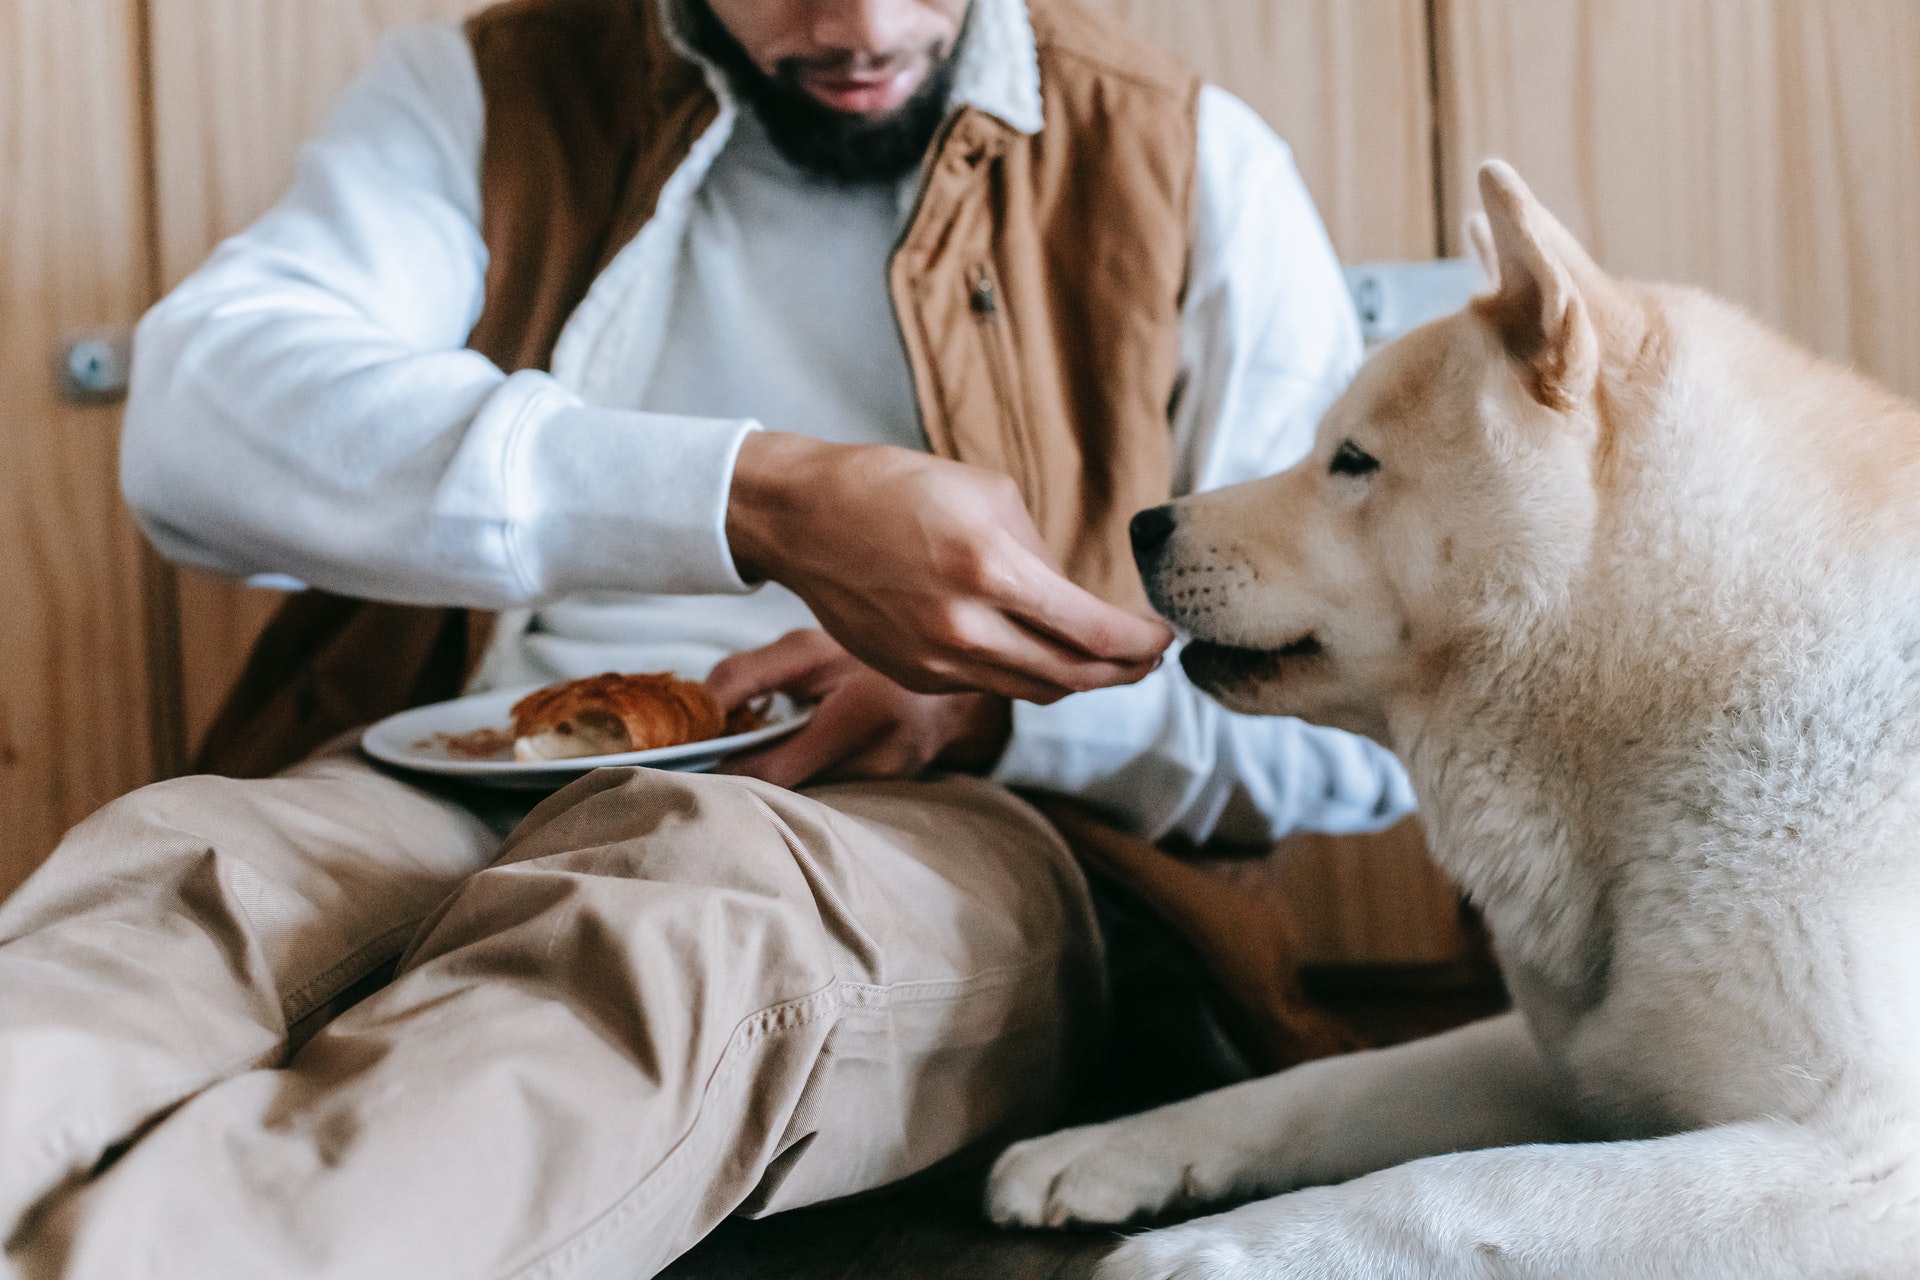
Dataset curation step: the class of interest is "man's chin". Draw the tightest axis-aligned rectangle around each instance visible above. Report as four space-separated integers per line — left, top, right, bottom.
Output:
681 0 958 184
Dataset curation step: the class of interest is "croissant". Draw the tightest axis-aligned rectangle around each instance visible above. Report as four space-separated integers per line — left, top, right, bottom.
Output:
510 672 726 761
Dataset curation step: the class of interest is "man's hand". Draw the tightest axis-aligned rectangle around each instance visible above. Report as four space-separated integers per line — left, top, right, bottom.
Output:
726 432 1171 704
707 630 1011 790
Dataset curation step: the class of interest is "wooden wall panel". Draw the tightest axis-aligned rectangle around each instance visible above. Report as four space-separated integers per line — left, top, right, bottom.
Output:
1087 0 1438 262
1274 820 1465 967
1193 819 1468 968
1438 0 1920 400
0 0 159 892
145 0 493 753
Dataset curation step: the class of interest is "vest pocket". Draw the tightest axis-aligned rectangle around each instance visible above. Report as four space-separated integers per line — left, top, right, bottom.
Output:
969 262 1044 526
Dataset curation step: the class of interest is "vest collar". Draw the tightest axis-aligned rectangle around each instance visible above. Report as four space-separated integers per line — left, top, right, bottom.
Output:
951 0 1045 135
657 0 1044 138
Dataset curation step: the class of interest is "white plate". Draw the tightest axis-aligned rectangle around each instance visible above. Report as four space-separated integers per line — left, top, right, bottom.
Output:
360 683 811 790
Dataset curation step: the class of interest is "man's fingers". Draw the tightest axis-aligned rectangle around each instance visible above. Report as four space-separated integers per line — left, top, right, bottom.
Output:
913 604 1165 701
968 533 1173 666
869 639 1159 704
705 629 845 710
718 688 889 790
1000 557 1174 666
868 646 1081 703
854 641 1070 703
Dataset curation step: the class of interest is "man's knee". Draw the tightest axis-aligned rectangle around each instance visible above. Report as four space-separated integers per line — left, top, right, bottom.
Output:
4 765 500 1022
2 774 274 937
394 769 1097 1013
395 769 844 996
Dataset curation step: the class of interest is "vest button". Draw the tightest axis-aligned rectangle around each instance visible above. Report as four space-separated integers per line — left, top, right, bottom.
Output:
970 277 998 316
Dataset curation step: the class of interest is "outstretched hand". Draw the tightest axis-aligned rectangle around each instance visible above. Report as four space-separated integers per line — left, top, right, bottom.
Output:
707 629 1011 790
726 433 1171 704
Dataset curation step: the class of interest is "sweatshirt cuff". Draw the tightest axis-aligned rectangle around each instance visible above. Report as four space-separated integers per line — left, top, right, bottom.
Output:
509 395 758 598
993 692 1123 794
990 680 1186 834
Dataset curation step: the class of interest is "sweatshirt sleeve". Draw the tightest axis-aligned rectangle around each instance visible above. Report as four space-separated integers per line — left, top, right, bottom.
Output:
121 24 756 607
992 85 1415 843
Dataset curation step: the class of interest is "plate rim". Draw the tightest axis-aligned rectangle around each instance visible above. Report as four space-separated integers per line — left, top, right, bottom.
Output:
360 682 811 778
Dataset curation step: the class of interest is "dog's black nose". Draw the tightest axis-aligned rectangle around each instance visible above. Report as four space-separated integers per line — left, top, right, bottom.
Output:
1130 505 1177 569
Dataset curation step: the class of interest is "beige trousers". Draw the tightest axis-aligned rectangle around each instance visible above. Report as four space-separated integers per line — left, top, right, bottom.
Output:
0 751 1103 1279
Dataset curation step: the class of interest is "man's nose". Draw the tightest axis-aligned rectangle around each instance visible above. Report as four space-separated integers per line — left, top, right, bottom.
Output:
1130 505 1177 574
810 0 915 56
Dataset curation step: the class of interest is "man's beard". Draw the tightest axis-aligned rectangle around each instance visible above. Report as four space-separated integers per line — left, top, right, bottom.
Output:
679 0 965 186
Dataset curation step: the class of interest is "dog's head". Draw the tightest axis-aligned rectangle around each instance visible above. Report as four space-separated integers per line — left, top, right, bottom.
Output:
1136 161 1645 739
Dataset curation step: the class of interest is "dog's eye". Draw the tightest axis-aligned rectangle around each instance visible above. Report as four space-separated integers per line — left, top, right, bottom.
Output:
1330 441 1380 477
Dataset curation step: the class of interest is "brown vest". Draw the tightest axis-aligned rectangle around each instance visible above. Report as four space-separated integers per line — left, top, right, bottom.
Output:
196 0 1200 778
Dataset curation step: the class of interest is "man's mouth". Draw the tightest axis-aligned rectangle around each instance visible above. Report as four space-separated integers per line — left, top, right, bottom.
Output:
1179 634 1323 687
796 61 927 114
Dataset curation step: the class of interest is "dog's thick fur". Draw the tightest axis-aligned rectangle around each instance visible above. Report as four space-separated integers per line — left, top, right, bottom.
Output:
986 161 1920 1277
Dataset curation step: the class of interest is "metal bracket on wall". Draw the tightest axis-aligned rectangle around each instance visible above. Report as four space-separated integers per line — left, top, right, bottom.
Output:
59 330 134 403
1344 259 1487 346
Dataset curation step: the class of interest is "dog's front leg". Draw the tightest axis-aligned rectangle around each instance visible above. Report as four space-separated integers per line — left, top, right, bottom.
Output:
1099 1115 1917 1280
989 1012 1569 1230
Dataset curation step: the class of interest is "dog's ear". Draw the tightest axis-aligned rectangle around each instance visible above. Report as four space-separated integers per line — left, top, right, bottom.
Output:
1465 212 1499 291
1474 160 1602 411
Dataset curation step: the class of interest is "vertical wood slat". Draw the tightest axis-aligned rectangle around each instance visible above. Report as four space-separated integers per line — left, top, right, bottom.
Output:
1188 819 1467 969
0 0 159 893
1085 0 1438 263
143 0 494 754
1274 820 1465 967
1437 0 1920 400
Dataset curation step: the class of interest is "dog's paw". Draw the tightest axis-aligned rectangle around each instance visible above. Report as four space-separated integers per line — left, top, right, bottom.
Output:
1092 1191 1366 1280
987 1116 1226 1229
1095 1224 1261 1280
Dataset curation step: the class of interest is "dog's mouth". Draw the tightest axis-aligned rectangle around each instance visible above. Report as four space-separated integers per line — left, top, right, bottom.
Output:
1179 634 1323 687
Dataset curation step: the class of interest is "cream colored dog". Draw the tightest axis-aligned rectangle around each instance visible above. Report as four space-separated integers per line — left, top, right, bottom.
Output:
986 160 1920 1278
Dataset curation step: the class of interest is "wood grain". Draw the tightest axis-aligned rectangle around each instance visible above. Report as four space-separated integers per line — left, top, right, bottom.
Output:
1438 0 1920 400
1087 0 1438 262
1270 819 1466 966
145 0 492 753
1188 820 1468 967
0 0 158 892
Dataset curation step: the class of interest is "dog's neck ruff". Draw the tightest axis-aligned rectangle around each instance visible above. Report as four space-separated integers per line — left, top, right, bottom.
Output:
1398 293 1920 994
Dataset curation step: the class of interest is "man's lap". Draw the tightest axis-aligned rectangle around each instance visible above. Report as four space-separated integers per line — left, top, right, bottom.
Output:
1 755 1105 1275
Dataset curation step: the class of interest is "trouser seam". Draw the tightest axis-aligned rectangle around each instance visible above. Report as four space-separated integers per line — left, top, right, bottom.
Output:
833 963 1046 1007
503 982 843 1280
21 919 423 1208
19 912 420 1199
280 919 421 1027
505 956 1059 1280
18 1036 281 1224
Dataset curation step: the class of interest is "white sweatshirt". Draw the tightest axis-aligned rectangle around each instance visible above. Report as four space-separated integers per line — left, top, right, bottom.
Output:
123 0 1415 844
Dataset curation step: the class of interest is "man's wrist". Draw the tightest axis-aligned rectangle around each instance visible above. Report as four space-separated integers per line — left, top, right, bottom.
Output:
725 431 818 583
